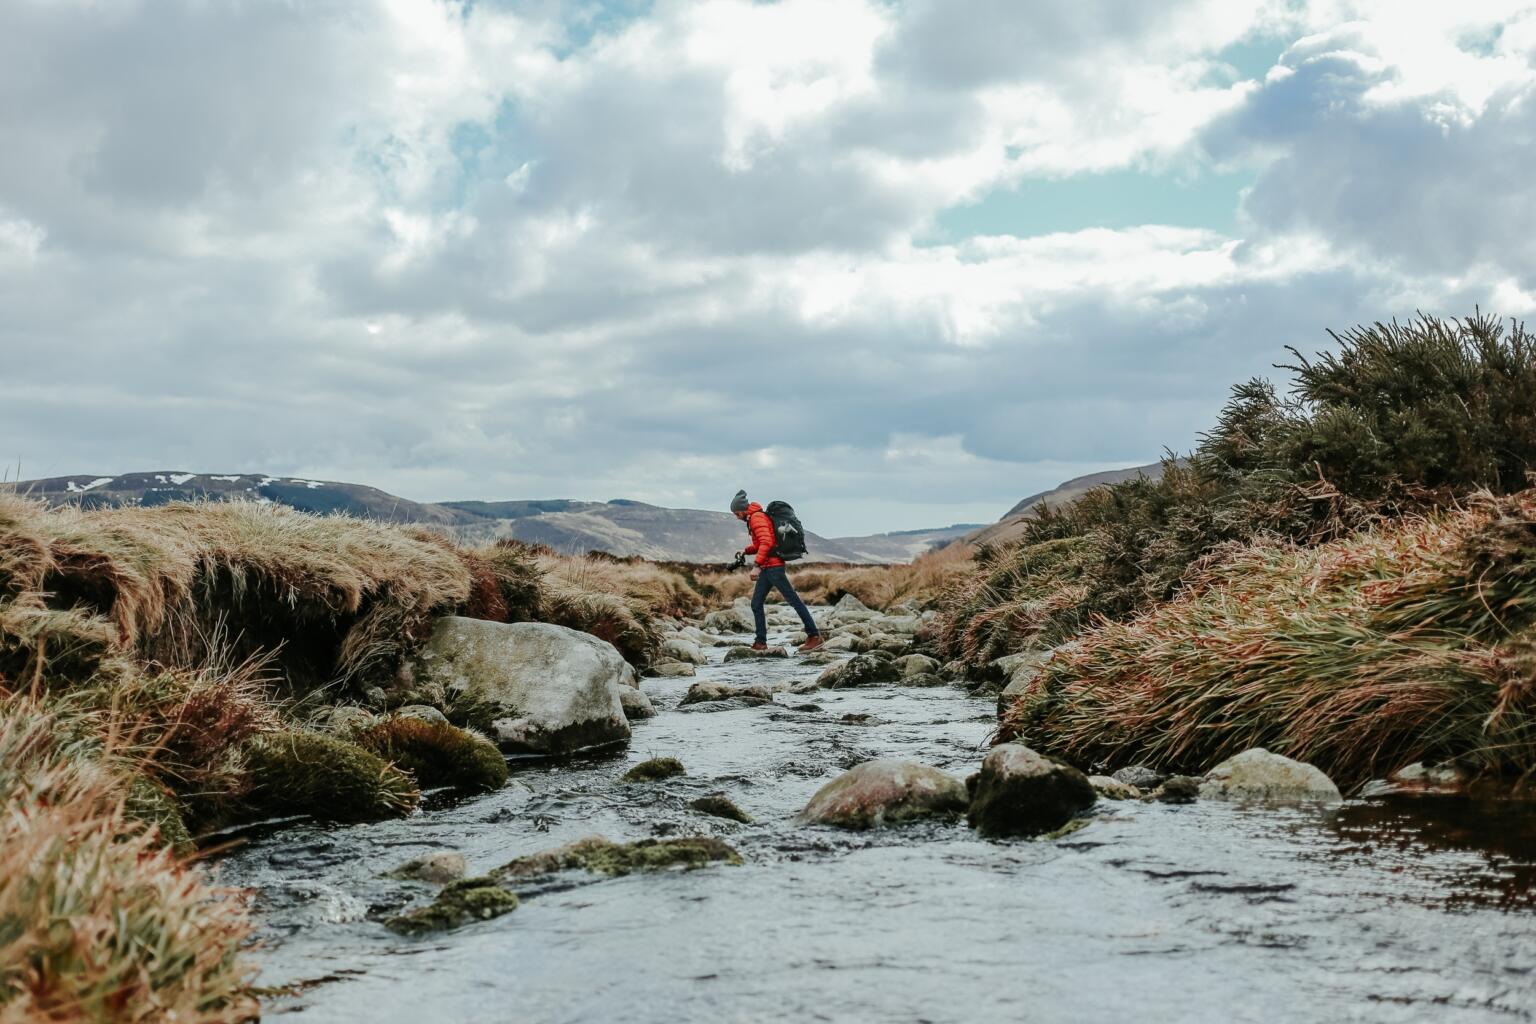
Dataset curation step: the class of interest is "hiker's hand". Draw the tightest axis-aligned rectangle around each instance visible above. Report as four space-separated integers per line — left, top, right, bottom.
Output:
750 570 760 582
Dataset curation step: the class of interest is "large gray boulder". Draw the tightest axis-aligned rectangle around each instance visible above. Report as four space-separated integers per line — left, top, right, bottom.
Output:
1199 748 1341 803
893 653 941 679
966 743 1096 837
702 607 752 632
797 759 968 829
412 617 630 755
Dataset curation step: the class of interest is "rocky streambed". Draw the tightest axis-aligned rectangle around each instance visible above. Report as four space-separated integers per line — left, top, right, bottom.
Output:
227 607 1536 1023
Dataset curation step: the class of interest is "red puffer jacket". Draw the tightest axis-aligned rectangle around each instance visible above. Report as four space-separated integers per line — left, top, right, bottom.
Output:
740 503 784 568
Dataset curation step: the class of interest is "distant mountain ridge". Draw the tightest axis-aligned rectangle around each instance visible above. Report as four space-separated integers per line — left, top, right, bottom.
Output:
964 462 1165 549
9 472 971 565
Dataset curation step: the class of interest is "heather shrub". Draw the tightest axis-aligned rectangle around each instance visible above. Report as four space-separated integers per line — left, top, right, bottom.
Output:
945 312 1536 662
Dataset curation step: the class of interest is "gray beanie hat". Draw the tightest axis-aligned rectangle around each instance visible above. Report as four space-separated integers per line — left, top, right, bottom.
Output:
730 489 749 514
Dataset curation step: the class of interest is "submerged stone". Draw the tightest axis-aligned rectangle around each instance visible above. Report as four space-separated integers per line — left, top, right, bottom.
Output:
1151 776 1201 804
387 851 467 885
623 757 686 783
815 653 900 689
966 744 1096 838
385 877 519 935
497 836 742 879
1089 776 1141 800
680 681 777 706
797 759 968 830
690 794 753 823
1111 765 1165 790
1199 748 1341 803
723 646 789 662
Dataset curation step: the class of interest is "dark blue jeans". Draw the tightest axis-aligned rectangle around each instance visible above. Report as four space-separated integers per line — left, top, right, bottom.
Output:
751 566 819 644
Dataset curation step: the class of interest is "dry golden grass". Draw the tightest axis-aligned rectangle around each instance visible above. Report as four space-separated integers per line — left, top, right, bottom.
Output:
697 545 973 611
0 697 256 1022
1002 491 1536 787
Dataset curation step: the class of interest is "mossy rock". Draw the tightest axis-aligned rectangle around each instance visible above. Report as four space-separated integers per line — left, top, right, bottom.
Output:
622 757 685 783
689 794 752 823
124 774 195 854
497 836 742 879
385 877 519 935
241 730 420 823
356 715 508 793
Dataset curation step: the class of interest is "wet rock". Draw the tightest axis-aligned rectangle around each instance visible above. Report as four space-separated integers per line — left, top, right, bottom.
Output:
788 703 823 712
318 705 379 737
821 634 860 652
395 704 449 726
965 744 1096 838
840 713 873 724
387 851 467 885
680 681 777 706
1199 748 1342 803
995 652 1053 715
903 672 946 688
690 794 752 823
619 687 657 721
893 653 941 678
1112 765 1165 790
623 757 685 783
1361 762 1473 797
863 633 911 655
497 836 742 879
650 660 697 678
939 660 970 683
385 877 518 935
1089 776 1141 800
796 759 968 830
816 653 900 689
873 615 922 636
1151 776 1201 804
797 651 839 666
412 617 630 756
723 646 789 662
702 607 752 632
661 637 707 665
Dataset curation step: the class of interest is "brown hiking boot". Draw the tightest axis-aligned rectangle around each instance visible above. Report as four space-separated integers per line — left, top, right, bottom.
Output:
750 641 768 652
798 635 825 652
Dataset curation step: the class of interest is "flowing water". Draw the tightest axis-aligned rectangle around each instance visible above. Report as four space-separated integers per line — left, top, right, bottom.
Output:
225 624 1536 1023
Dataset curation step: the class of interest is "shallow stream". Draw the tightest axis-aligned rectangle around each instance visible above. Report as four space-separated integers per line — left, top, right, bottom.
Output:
225 625 1536 1023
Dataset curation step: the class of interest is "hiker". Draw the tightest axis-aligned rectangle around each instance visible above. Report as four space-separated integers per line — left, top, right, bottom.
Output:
731 489 824 652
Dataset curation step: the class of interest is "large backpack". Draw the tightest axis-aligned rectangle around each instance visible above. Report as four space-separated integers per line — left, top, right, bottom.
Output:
764 500 807 561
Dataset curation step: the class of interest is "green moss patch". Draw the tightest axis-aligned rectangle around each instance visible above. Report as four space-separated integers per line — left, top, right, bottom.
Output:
621 757 685 783
241 729 420 823
385 877 519 935
356 715 508 793
497 836 741 880
689 794 752 823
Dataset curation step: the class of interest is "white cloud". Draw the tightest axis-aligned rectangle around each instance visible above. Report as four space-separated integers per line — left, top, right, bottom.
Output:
2 0 1533 534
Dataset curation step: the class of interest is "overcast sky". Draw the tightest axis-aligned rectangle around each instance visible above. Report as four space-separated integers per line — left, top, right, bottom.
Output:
5 1 1536 535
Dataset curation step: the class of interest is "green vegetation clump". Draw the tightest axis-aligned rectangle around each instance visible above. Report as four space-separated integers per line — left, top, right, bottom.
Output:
945 312 1536 664
497 836 742 879
1002 492 1536 787
0 697 256 1020
621 756 685 783
240 729 420 823
124 773 195 854
689 793 752 823
355 715 508 793
385 877 519 936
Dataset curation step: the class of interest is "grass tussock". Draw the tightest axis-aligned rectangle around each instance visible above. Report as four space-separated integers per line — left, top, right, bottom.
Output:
533 553 703 667
355 715 508 793
1001 492 1536 787
0 697 256 1021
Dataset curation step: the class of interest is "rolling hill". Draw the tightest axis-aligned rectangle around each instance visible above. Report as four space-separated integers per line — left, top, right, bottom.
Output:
8 472 967 564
